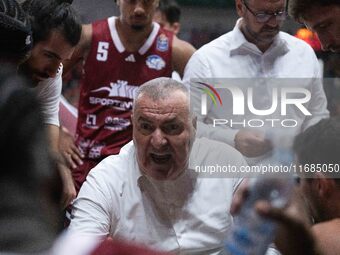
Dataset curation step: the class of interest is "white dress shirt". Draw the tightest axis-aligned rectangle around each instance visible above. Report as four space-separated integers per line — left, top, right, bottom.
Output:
69 138 247 255
183 19 329 164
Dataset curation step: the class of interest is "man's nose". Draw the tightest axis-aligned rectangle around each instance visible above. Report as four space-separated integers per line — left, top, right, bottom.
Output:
46 61 61 78
151 129 168 149
266 15 279 27
134 1 146 14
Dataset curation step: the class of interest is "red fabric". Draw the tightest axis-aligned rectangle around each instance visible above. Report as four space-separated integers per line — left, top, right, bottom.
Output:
72 159 98 192
91 239 172 255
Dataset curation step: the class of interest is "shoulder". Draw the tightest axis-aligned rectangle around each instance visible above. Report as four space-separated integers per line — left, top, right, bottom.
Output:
86 141 136 186
172 35 196 77
79 24 93 51
312 219 340 255
191 137 246 165
279 31 316 55
172 36 195 53
172 36 195 63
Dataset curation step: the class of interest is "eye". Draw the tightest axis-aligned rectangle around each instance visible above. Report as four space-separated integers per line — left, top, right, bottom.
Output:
163 123 183 135
138 122 154 134
314 22 331 32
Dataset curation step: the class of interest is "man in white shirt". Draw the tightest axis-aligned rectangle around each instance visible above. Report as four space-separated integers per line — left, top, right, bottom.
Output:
69 78 248 254
19 0 82 208
183 0 329 165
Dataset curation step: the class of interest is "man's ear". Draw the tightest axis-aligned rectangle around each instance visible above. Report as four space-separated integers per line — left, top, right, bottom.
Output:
171 22 181 35
315 173 335 198
235 0 244 17
192 116 197 130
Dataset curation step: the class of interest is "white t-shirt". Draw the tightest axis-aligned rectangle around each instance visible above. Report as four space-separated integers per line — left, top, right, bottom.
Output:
69 138 247 254
34 66 62 127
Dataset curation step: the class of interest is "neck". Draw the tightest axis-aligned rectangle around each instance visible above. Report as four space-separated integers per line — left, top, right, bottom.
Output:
116 18 154 52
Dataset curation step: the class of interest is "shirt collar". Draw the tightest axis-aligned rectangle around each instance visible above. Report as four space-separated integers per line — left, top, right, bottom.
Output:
230 18 289 57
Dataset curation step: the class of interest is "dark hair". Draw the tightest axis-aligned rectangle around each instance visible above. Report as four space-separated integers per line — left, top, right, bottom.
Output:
0 66 63 252
288 0 339 21
158 0 181 25
22 0 81 46
294 118 340 179
0 0 32 62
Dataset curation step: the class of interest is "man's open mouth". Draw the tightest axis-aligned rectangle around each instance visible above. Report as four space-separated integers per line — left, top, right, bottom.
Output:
150 153 171 164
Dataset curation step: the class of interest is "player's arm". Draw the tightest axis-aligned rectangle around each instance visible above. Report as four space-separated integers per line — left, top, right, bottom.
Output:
171 35 196 78
47 124 76 209
62 24 92 75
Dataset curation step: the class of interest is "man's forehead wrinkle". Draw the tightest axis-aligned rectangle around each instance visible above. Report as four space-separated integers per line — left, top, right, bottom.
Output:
138 105 178 114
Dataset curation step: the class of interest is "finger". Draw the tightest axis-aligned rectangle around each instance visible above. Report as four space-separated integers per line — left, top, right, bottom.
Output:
255 200 297 226
70 151 84 166
230 180 250 215
63 152 77 169
71 146 85 159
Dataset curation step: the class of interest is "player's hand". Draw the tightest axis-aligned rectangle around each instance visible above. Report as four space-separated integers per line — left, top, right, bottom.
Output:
59 127 84 169
234 129 272 157
255 193 317 255
230 179 250 215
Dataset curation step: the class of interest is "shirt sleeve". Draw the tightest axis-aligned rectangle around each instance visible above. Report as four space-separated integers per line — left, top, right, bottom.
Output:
69 164 118 238
36 68 63 126
183 51 240 146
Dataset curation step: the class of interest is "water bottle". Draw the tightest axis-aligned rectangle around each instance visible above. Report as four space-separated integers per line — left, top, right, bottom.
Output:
225 176 295 255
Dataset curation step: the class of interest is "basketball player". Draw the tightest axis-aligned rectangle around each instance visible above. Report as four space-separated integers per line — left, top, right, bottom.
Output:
62 0 196 191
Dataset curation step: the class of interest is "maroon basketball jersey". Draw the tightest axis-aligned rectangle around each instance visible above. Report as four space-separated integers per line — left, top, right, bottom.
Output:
76 17 173 162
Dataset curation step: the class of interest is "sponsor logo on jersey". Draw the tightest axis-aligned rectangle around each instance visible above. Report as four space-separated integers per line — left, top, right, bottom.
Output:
146 55 166 71
88 144 105 159
89 80 138 110
104 116 131 131
125 54 136 62
85 114 99 129
89 97 134 111
91 80 138 99
76 138 104 159
156 34 169 52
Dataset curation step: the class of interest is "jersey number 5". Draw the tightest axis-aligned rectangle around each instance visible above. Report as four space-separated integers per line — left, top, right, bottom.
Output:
96 42 109 62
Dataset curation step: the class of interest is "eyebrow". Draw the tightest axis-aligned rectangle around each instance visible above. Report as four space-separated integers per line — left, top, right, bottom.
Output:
44 49 62 60
137 116 180 123
137 116 152 123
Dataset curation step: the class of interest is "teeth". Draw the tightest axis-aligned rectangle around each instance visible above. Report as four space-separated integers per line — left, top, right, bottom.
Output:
150 153 171 163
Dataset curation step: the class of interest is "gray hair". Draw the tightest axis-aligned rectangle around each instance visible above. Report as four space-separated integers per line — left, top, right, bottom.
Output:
135 77 188 100
133 77 191 114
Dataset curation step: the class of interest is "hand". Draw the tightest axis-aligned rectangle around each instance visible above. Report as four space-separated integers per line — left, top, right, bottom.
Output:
59 127 84 169
255 195 318 255
58 161 77 209
231 180 318 255
234 129 272 157
230 179 250 215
